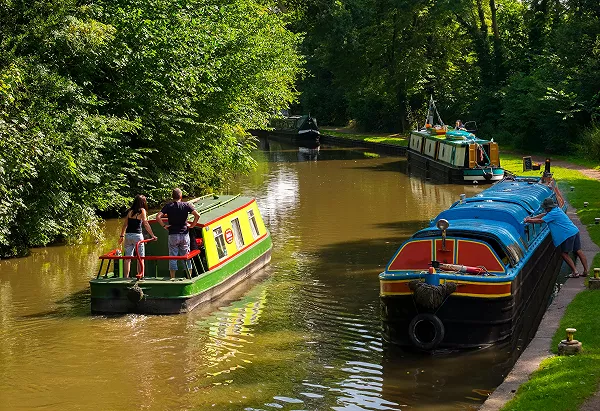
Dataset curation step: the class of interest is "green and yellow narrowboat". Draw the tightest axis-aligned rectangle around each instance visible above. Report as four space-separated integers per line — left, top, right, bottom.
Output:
90 194 272 314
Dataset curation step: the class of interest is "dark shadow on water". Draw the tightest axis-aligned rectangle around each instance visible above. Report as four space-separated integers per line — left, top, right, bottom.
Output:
373 220 432 233
349 159 407 173
18 288 91 319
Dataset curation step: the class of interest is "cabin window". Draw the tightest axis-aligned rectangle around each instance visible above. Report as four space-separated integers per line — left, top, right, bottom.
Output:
231 217 245 250
248 209 260 239
213 227 228 259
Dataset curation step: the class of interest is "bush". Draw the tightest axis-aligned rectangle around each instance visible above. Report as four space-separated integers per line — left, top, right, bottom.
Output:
577 125 600 162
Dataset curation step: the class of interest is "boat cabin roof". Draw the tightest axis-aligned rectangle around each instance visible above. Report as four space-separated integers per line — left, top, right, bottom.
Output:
412 129 490 146
433 202 529 239
150 194 255 227
414 178 556 263
465 179 552 213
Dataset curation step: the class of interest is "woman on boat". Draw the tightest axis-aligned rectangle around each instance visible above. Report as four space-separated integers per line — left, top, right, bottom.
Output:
118 195 157 278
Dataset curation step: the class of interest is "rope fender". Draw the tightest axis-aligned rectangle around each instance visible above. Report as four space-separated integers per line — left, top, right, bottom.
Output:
127 283 144 303
409 280 457 311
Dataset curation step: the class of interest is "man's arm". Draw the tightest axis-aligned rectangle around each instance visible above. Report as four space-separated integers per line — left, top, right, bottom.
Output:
189 209 200 229
156 211 169 230
524 216 545 224
524 211 547 224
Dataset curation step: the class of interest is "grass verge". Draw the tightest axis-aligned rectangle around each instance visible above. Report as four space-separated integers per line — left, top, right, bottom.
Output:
320 127 409 146
500 152 600 411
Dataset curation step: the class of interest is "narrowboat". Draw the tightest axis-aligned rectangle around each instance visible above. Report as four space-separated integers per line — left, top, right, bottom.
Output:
407 97 504 183
269 114 320 144
379 165 565 350
90 194 272 314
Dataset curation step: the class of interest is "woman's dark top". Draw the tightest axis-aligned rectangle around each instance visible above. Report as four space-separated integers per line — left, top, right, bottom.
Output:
126 211 143 234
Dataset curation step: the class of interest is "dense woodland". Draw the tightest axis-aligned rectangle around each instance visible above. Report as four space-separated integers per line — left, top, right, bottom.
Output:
289 0 599 154
1 0 599 256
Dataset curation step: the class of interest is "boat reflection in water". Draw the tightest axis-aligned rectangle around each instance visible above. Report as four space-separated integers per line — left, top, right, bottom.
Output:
298 144 320 161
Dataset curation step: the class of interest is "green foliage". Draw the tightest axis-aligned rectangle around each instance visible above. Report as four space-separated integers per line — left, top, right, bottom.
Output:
501 291 600 411
578 125 600 162
288 0 600 159
0 0 302 257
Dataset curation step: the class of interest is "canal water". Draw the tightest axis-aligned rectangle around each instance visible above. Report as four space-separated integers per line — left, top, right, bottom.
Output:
0 137 525 410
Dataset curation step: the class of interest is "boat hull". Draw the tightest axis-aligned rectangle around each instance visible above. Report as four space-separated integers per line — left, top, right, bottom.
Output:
407 149 504 184
381 234 563 348
90 236 272 315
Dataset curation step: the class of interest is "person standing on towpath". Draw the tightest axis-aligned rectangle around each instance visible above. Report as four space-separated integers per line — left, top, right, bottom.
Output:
156 188 200 279
524 197 589 277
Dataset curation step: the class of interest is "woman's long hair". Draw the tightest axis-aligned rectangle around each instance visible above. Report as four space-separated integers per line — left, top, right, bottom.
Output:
130 195 148 216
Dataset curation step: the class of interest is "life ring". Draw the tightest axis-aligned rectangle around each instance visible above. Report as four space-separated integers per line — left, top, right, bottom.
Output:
408 313 445 350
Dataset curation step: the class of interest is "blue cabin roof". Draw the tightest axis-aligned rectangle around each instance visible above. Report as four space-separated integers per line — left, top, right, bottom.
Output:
413 178 557 265
432 203 528 239
464 180 554 213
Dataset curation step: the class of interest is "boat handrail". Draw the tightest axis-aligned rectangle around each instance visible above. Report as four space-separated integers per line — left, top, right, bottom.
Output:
97 237 200 279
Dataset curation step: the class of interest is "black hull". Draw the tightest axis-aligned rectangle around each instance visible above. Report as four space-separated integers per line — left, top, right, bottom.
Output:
250 129 320 146
406 149 501 184
381 235 563 348
407 149 463 183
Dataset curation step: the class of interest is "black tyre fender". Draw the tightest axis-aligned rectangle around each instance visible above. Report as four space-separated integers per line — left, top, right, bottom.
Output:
408 313 445 350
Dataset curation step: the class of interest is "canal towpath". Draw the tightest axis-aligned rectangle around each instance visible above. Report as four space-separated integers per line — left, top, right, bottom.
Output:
480 155 600 411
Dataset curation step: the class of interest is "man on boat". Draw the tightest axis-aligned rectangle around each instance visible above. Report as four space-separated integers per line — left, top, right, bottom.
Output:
156 188 201 279
524 198 589 278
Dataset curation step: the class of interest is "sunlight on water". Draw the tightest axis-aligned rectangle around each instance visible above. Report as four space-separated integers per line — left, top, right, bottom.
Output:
0 137 519 410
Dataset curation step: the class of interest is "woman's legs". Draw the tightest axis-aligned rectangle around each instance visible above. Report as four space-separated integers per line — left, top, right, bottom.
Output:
124 259 131 278
124 233 143 278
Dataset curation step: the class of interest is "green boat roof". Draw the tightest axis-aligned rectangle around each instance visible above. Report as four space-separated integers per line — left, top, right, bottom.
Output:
149 194 255 226
412 130 490 146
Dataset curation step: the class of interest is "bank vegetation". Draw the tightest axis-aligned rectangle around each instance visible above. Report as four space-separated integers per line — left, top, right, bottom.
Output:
0 0 302 257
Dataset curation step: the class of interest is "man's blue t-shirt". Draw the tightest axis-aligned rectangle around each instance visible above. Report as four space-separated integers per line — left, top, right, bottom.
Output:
160 201 195 235
541 207 578 247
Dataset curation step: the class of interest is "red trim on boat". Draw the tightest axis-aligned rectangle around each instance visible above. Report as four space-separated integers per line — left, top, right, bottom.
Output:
208 232 268 270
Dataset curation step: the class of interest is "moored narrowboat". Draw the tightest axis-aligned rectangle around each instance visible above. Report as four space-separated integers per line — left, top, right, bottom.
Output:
269 114 320 144
379 168 565 350
407 97 504 183
90 194 272 314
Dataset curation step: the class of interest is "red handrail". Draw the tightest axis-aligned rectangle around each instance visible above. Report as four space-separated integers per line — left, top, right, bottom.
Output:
98 237 201 279
99 250 200 260
135 238 157 279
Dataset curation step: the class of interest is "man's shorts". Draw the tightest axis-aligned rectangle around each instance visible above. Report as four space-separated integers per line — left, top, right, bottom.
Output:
560 233 581 253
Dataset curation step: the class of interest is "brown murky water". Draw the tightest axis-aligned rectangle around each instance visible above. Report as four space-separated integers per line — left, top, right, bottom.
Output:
0 137 521 410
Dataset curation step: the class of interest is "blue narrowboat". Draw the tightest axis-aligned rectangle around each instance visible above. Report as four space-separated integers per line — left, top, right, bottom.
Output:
379 167 566 349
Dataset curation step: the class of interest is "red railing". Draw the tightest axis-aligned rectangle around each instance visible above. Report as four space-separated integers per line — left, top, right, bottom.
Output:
99 238 200 279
